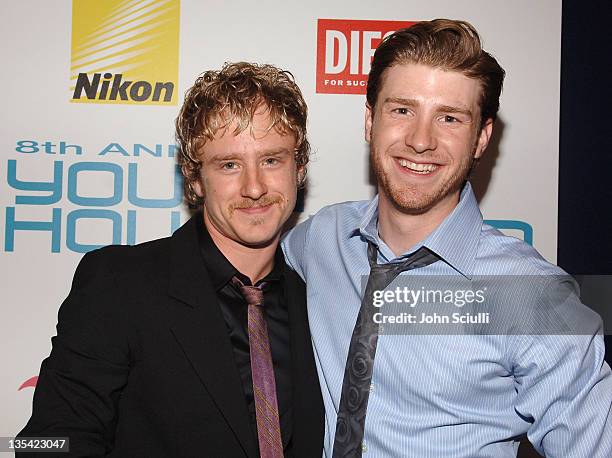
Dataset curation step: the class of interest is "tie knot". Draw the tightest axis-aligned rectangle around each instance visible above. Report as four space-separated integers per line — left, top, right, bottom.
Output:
232 276 265 307
368 242 440 273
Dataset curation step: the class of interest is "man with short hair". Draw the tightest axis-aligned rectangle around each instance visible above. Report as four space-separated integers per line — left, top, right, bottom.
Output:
19 62 323 457
283 19 612 456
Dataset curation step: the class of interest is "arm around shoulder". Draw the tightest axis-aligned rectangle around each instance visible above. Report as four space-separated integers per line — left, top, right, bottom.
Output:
282 216 314 280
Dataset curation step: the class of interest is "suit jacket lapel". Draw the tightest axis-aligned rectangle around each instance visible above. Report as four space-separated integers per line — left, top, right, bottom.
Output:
284 268 325 456
167 216 257 458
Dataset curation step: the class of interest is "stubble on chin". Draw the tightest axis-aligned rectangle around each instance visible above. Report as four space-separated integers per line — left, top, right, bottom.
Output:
370 146 475 215
249 216 266 226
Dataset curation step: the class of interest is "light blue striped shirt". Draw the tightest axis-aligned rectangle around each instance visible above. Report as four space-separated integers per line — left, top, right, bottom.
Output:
282 183 612 457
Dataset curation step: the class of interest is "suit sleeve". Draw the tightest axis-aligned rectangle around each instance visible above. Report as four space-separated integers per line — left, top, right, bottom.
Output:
509 286 612 457
17 248 131 457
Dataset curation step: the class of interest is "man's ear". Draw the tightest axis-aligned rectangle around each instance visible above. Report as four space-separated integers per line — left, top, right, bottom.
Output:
365 103 373 143
296 165 306 186
474 118 494 159
192 179 204 198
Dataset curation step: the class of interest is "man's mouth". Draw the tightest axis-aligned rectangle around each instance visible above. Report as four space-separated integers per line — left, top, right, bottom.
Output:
236 203 274 214
397 158 439 175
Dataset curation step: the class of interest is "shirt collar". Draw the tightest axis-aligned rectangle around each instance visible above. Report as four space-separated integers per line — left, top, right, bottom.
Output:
352 182 483 278
354 195 381 246
196 214 283 290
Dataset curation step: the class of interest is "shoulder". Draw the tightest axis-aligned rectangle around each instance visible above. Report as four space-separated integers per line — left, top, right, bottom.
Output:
477 223 566 276
72 236 173 290
282 200 370 273
288 200 371 240
474 227 603 339
59 236 177 330
308 200 371 226
78 235 172 266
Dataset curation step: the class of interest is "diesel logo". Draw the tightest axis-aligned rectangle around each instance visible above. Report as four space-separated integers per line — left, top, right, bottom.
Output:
316 19 414 95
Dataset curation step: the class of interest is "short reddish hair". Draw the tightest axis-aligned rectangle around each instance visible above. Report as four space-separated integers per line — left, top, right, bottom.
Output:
367 19 505 127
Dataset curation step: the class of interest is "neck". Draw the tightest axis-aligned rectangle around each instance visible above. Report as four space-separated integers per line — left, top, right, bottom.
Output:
203 213 277 284
377 189 459 257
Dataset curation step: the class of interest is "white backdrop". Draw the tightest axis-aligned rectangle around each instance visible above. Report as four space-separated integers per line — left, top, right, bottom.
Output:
0 0 561 436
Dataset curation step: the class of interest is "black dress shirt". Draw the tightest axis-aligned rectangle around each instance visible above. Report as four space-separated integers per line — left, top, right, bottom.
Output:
196 217 293 453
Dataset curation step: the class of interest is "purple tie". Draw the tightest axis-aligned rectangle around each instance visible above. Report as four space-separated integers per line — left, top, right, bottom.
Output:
232 276 284 458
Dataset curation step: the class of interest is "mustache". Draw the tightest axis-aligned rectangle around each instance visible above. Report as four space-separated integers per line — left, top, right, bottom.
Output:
229 195 284 211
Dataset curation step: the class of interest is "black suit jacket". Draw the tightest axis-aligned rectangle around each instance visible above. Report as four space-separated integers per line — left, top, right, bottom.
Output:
18 216 324 457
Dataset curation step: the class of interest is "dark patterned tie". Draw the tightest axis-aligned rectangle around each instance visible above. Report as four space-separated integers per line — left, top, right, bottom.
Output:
332 243 440 457
232 276 284 458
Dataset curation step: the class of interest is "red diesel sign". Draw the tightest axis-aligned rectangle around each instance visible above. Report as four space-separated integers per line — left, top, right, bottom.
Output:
316 19 415 94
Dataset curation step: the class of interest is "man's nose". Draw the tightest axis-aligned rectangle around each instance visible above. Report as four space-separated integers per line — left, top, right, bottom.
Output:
405 117 437 153
240 165 268 200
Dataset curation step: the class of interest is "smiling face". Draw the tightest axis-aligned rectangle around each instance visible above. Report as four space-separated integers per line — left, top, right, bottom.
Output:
193 108 302 249
366 63 493 217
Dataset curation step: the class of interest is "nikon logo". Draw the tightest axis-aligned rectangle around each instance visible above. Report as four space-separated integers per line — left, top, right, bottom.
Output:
72 73 174 103
70 0 180 105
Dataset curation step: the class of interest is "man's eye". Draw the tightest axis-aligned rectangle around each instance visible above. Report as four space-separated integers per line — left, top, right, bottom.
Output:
443 115 459 123
221 162 238 170
263 157 279 166
393 107 409 115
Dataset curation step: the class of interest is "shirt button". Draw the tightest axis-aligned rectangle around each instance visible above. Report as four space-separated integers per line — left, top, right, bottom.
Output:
369 383 374 393
362 441 367 453
379 325 385 334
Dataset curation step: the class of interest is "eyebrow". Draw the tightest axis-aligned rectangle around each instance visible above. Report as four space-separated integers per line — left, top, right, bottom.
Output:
206 148 293 163
261 148 293 156
384 97 418 107
383 97 473 118
437 104 473 118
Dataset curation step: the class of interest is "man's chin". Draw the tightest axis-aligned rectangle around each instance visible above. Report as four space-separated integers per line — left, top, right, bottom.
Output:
236 229 282 249
383 186 439 215
381 180 465 216
391 200 435 215
240 238 279 249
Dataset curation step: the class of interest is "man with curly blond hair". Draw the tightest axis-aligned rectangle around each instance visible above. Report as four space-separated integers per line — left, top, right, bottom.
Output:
19 62 324 457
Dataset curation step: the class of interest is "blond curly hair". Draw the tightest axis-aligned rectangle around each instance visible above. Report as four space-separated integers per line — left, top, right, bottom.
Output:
175 62 310 206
